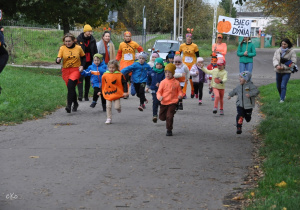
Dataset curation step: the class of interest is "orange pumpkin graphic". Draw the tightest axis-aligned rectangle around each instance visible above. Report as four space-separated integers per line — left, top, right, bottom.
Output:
102 72 125 101
217 19 232 33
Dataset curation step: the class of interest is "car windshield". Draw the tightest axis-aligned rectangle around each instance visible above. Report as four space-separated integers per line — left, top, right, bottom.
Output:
154 42 179 52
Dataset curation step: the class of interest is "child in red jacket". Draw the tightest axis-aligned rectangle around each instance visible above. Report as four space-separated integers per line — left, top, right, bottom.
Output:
157 63 183 136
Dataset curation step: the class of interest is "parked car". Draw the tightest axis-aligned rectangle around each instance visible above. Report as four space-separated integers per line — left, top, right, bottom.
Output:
148 40 181 61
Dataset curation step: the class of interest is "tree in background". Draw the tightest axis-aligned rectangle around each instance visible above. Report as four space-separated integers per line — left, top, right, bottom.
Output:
236 0 300 34
0 0 127 34
265 20 298 45
220 0 237 18
118 0 222 39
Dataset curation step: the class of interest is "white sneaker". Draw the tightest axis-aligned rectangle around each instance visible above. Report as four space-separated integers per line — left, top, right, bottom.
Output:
105 118 112 124
280 100 284 103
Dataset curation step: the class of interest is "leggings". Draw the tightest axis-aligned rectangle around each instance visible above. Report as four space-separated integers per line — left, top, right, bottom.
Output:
213 88 225 110
193 82 204 100
67 79 78 107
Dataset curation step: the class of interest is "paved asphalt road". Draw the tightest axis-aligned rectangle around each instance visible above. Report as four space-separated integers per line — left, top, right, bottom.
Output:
1 49 300 210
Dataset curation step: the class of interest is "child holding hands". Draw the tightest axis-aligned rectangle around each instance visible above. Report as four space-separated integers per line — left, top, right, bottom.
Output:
80 54 107 111
228 71 259 134
146 57 165 123
101 60 128 124
157 63 183 136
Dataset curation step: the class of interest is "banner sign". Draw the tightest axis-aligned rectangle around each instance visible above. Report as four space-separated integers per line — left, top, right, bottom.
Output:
0 10 2 21
217 15 252 37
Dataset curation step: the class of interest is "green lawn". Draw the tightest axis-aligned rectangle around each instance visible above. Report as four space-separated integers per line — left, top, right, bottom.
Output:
245 80 300 209
0 66 66 125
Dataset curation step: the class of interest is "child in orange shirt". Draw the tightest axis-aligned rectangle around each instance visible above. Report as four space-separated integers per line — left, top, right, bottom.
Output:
157 63 183 136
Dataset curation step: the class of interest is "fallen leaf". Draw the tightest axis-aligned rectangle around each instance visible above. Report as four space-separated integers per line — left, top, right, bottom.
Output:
232 193 244 200
30 156 39 158
250 192 255 197
282 208 287 210
275 181 287 187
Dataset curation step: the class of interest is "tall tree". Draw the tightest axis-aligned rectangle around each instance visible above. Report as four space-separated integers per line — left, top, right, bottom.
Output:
0 0 127 34
118 0 216 39
236 0 300 33
220 0 237 18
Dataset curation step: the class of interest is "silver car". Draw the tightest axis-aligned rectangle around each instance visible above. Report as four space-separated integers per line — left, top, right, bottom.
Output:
148 40 181 61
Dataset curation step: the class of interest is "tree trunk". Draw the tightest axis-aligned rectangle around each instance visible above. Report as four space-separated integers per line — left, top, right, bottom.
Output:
62 19 70 35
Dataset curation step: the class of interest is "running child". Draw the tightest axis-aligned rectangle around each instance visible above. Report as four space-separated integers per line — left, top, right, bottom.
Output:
121 52 151 111
202 59 228 115
157 63 183 136
101 60 128 124
228 71 259 134
146 57 165 123
190 57 207 105
80 54 107 111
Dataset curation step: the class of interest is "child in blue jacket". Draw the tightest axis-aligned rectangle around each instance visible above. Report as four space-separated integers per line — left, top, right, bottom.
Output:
80 54 107 111
146 58 165 123
121 52 151 111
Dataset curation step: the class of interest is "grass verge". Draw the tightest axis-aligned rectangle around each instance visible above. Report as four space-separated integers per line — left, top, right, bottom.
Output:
0 66 66 125
245 79 300 209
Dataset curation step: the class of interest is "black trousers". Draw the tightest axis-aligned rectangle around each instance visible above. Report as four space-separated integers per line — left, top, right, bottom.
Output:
67 79 78 107
134 83 146 105
93 87 106 105
193 82 204 100
236 106 253 128
0 48 9 74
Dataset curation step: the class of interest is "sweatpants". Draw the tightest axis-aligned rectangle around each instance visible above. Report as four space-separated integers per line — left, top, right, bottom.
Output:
236 106 253 128
93 87 106 106
159 103 177 131
134 83 146 105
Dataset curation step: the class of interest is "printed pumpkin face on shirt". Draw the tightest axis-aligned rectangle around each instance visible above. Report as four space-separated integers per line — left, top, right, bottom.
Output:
102 72 124 101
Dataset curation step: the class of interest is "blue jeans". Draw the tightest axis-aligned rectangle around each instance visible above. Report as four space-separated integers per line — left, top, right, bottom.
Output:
239 63 253 73
276 73 291 101
152 92 160 116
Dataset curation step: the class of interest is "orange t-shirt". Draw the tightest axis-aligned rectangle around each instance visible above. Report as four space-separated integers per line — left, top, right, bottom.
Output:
212 43 227 60
116 41 143 62
57 45 85 68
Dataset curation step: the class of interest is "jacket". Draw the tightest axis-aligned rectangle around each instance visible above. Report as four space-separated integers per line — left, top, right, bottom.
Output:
190 64 207 83
77 33 98 64
174 63 190 85
121 62 151 84
237 41 256 63
81 61 107 88
273 48 297 73
202 67 227 89
228 82 259 109
146 69 165 92
157 78 183 105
